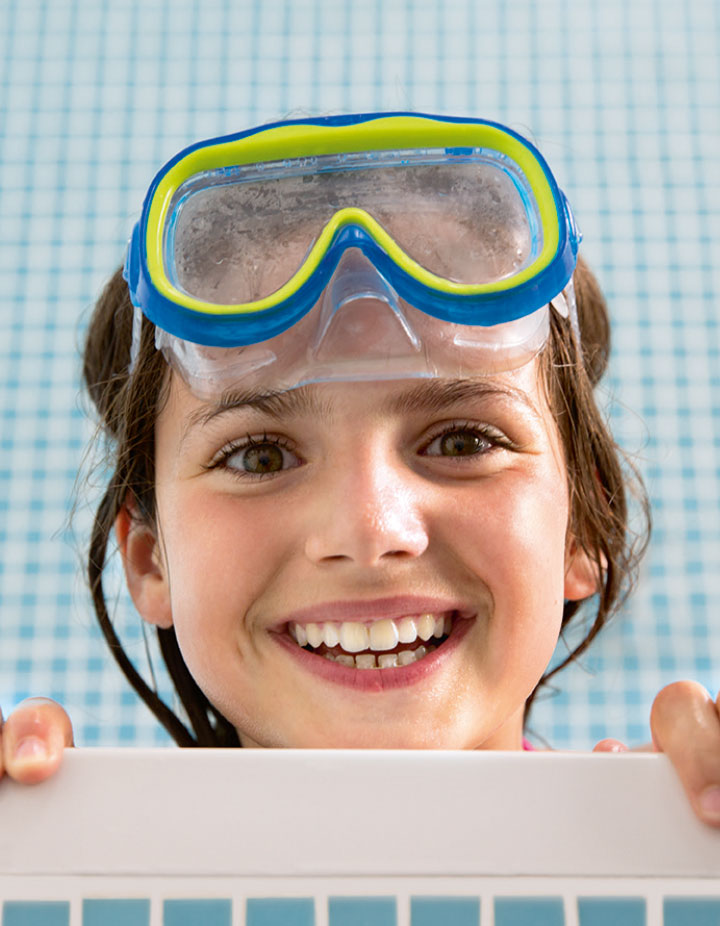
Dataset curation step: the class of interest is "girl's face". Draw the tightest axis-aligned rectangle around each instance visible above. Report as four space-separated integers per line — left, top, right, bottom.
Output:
123 360 595 749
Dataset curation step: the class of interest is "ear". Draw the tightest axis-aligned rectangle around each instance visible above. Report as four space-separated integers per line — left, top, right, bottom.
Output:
564 536 604 602
115 500 174 628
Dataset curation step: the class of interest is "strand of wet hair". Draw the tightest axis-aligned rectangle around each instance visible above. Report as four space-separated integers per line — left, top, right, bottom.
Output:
157 626 241 747
88 486 199 747
524 308 650 724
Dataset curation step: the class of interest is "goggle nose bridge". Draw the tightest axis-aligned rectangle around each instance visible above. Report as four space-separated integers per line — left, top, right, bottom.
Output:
310 248 423 360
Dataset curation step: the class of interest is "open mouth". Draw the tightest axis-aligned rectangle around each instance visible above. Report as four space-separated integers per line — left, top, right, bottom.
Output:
287 612 454 669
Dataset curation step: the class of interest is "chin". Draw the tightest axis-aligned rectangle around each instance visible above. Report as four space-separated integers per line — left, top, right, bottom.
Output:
290 722 469 750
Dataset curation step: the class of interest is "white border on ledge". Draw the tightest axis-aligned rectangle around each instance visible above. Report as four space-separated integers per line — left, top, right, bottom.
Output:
1 750 718 878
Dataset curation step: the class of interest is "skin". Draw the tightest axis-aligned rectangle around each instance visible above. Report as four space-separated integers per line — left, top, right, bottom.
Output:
2 367 720 825
126 364 596 750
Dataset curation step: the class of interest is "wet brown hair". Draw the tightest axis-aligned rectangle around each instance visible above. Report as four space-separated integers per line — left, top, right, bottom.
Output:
82 256 649 746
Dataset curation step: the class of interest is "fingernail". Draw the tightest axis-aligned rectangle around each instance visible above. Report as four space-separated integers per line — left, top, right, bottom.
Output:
698 786 720 822
14 735 49 765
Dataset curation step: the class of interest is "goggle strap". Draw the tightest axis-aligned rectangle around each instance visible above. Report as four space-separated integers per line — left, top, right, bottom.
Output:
550 278 581 348
128 303 143 375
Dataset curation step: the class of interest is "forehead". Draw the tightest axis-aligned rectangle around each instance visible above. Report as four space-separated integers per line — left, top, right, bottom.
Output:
158 358 556 449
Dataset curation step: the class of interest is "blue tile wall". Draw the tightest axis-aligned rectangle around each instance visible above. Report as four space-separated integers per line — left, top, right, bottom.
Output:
3 889 720 924
494 897 565 926
82 900 150 926
577 897 646 926
246 898 315 926
1 0 720 753
163 899 232 926
328 897 397 926
2 903 70 926
410 896 480 926
663 898 720 926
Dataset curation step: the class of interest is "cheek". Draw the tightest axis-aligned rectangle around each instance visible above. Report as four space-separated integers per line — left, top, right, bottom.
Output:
452 463 568 571
448 467 569 663
155 489 294 723
157 490 288 641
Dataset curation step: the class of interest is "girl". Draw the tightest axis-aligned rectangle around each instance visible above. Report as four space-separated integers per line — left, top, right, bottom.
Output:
2 113 720 823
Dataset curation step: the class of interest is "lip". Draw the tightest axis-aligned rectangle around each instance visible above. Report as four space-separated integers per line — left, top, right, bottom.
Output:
276 596 477 628
271 610 476 692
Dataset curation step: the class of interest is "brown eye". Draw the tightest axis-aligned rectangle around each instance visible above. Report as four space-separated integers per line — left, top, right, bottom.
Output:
422 425 501 459
212 434 300 481
438 429 488 456
242 443 285 473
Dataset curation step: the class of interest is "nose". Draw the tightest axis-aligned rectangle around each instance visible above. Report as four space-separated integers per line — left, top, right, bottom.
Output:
304 444 430 567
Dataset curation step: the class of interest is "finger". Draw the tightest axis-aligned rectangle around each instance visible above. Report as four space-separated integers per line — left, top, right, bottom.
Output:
650 680 720 826
2 698 74 785
592 738 629 753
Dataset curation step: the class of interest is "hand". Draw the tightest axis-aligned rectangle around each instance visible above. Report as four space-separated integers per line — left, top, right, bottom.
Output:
0 698 74 785
594 680 720 827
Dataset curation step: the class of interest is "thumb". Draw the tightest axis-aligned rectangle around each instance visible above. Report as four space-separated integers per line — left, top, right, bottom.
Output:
1 698 74 785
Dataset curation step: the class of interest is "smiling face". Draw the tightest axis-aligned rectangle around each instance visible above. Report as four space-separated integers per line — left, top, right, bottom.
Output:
118 361 596 750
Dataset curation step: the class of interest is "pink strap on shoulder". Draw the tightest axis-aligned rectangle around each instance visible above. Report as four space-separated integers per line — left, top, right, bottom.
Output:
522 737 535 751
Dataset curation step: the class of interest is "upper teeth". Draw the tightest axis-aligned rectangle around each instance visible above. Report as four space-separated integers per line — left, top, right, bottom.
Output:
289 613 451 653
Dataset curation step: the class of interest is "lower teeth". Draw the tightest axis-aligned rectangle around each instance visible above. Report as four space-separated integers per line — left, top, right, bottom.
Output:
323 645 435 669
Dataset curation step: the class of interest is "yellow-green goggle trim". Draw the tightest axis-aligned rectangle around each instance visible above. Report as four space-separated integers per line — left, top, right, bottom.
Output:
124 112 580 347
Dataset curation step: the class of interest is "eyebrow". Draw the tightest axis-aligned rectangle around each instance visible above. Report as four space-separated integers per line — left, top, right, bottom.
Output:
382 379 540 419
180 387 332 450
180 378 539 448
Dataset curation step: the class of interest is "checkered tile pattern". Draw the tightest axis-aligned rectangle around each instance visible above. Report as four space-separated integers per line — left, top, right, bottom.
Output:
1 0 719 747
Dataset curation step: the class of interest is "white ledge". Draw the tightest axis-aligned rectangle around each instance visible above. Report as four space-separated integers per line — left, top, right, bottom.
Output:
1 749 719 878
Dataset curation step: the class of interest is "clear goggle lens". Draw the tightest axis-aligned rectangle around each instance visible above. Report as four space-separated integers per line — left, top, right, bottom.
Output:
165 150 542 306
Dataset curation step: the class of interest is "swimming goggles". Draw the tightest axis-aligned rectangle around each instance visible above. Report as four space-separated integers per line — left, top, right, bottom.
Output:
124 112 581 398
